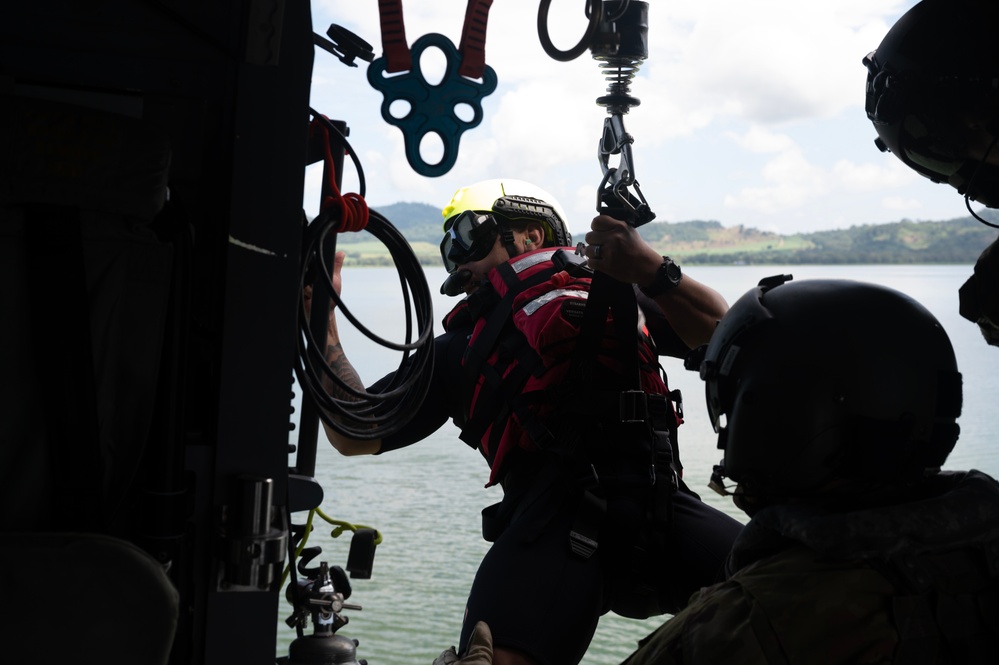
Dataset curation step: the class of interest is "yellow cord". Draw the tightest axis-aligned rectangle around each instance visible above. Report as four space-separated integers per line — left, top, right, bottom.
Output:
315 506 384 545
280 508 383 590
280 508 317 588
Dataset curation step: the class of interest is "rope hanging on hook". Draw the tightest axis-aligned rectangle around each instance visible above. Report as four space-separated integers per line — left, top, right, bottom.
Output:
308 115 368 233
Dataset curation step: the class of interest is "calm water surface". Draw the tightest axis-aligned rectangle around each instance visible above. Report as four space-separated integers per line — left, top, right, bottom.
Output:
280 264 999 663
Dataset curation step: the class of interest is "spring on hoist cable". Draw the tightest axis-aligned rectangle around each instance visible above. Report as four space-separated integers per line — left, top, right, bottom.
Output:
591 0 648 114
596 57 642 112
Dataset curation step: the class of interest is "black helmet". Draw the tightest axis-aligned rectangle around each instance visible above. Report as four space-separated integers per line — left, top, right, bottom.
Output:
864 0 999 207
698 276 962 511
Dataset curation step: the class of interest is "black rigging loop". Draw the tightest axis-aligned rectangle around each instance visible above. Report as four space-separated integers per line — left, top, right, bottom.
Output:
537 0 603 62
314 24 375 69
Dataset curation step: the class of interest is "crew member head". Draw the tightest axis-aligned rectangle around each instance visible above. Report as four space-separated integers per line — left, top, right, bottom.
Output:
865 0 999 346
864 0 999 207
697 277 963 516
439 179 571 296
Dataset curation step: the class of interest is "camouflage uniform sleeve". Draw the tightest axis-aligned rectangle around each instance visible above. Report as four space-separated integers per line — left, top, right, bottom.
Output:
621 546 900 664
621 582 772 665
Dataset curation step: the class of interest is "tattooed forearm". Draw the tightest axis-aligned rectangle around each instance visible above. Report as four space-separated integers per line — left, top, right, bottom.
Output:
321 340 382 454
324 342 365 400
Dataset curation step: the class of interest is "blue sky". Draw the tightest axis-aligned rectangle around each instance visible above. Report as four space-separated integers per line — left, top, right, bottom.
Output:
306 0 971 238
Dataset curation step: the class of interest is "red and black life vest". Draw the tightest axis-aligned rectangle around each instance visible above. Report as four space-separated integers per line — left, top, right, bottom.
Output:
443 247 681 486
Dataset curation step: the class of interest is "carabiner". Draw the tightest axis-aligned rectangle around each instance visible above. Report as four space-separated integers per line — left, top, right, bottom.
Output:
596 113 655 225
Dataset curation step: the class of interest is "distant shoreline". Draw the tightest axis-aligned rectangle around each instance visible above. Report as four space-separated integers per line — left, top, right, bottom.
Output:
335 253 976 269
336 204 997 266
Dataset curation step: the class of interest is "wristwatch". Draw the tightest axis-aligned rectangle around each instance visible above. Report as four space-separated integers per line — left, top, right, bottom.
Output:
640 256 682 298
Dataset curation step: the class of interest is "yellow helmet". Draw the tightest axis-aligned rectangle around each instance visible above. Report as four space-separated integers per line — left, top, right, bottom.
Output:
441 178 572 247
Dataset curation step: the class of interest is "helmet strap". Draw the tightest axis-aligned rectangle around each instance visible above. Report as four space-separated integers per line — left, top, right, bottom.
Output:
499 224 519 258
963 124 999 227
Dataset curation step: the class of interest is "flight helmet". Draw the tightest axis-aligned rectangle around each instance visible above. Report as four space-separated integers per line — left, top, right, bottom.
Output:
864 0 999 207
698 276 962 512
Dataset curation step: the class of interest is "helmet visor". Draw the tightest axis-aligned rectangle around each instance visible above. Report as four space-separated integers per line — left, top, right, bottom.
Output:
440 210 499 273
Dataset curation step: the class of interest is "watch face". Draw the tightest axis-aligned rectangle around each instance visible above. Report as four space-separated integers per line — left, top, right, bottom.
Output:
641 258 682 298
665 261 681 283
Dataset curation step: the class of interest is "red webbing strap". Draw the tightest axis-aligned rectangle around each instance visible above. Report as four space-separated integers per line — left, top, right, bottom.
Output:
458 0 494 78
376 0 494 77
377 0 411 73
308 117 368 232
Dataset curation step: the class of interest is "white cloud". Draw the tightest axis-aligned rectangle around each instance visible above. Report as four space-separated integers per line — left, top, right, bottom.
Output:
832 157 920 192
881 196 927 212
641 0 909 124
730 126 797 154
307 1 965 233
724 149 827 214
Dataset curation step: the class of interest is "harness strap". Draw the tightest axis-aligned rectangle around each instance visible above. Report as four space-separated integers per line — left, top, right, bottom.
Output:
457 0 495 79
570 485 605 559
568 273 677 566
458 254 680 579
572 271 641 389
376 0 495 78
461 263 552 378
459 334 541 463
375 0 411 73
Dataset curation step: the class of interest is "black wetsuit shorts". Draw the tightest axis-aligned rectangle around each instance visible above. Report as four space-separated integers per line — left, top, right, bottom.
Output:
458 459 743 665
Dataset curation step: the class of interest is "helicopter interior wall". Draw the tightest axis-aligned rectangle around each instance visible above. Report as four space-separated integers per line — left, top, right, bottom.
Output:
1 2 315 663
0 102 179 663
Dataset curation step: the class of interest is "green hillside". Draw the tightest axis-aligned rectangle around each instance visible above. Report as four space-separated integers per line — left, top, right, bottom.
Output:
328 203 999 266
332 202 443 265
638 214 999 264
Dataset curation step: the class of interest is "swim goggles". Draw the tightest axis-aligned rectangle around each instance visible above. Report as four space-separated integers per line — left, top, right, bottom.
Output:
440 209 500 274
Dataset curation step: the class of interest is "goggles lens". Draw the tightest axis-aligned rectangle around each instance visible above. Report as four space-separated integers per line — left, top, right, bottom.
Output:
440 210 499 273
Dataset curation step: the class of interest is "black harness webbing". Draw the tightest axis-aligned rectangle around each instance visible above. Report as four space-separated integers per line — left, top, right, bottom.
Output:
458 259 558 460
457 251 679 603
572 270 641 388
461 259 553 381
566 269 676 567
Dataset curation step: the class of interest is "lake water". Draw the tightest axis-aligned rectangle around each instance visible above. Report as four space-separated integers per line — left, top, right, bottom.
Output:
281 263 999 664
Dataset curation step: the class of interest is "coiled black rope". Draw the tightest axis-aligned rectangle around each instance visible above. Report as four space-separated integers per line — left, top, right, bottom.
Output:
296 207 435 439
294 114 435 440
